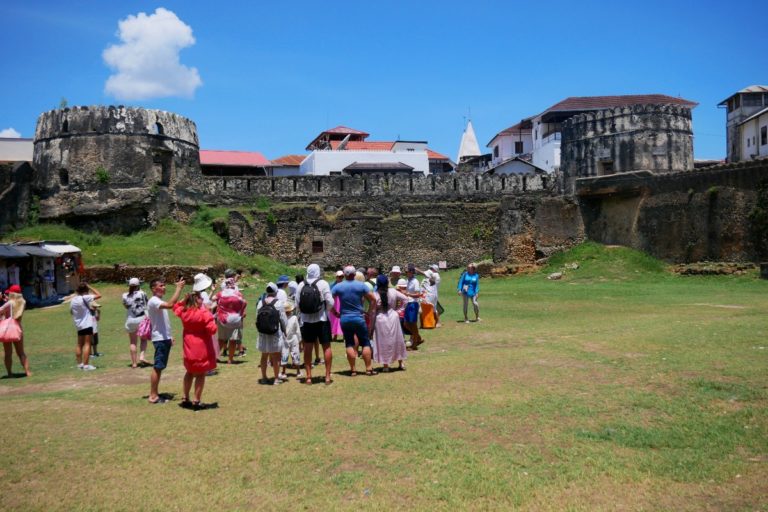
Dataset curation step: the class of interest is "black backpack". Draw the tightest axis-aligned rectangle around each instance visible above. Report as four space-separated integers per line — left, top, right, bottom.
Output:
298 280 323 314
256 297 280 335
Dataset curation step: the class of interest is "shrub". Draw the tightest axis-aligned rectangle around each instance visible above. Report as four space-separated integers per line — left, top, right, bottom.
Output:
95 166 110 184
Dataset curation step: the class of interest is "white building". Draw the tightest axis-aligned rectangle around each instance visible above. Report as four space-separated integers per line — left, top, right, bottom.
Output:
456 120 481 163
486 122 533 169
718 85 768 162
294 126 452 176
0 138 33 163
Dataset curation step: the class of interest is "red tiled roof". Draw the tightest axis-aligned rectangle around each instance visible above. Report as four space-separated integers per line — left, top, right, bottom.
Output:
200 150 270 167
329 140 394 150
426 149 449 160
324 126 369 136
271 154 305 166
542 94 697 114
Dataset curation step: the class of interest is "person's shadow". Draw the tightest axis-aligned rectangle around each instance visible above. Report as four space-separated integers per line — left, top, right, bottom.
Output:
0 372 28 379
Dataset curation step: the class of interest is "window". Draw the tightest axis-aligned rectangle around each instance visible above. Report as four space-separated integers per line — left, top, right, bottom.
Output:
743 94 763 107
761 126 767 146
734 95 740 109
407 148 414 152
59 168 69 186
599 160 614 176
493 146 499 158
514 141 524 153
62 120 69 132
312 241 324 254
153 122 164 135
747 138 750 148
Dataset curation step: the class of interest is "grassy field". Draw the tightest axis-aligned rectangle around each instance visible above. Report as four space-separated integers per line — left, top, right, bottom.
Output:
0 244 766 511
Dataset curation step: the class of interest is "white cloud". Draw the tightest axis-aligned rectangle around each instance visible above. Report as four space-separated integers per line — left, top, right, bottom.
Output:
103 8 202 101
0 128 21 138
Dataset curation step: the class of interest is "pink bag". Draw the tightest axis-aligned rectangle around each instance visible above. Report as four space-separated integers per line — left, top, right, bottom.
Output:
137 316 152 341
0 317 22 343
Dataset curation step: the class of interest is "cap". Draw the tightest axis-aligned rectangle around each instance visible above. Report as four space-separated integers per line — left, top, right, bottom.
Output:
335 270 344 277
276 274 290 285
193 273 213 292
265 282 277 294
6 284 22 294
396 278 407 288
128 277 140 287
224 268 237 278
391 266 401 274
429 264 439 272
343 265 356 277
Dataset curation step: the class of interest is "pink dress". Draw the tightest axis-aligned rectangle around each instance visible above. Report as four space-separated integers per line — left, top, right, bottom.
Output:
329 296 342 337
173 303 218 373
372 288 408 365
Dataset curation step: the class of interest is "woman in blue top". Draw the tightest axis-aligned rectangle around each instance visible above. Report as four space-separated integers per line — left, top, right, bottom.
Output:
457 262 480 323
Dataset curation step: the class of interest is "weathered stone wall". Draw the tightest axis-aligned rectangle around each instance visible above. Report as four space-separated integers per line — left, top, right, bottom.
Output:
561 104 694 193
0 162 34 234
83 264 228 284
576 160 768 262
227 192 584 269
197 172 549 204
33 106 203 233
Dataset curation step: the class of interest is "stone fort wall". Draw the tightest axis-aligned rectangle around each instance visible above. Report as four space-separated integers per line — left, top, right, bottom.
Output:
576 159 768 262
561 104 694 193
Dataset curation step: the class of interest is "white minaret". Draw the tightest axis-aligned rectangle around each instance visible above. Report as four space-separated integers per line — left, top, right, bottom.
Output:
457 119 481 163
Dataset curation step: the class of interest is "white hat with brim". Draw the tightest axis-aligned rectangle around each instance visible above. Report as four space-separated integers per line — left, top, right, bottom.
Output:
391 266 401 274
193 273 213 292
128 277 140 287
396 278 407 288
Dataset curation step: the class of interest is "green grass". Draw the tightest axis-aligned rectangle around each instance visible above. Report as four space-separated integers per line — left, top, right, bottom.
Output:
3 218 295 276
0 244 767 510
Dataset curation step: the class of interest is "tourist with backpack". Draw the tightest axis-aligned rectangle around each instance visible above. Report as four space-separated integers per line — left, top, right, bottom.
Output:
213 276 247 365
333 266 378 376
295 264 337 385
256 282 287 385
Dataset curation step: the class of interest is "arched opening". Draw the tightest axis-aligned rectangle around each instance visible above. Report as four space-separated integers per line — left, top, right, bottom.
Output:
62 120 69 133
154 122 164 135
59 168 69 187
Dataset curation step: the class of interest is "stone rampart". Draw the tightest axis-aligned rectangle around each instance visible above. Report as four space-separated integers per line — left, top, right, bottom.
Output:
561 104 694 193
33 106 203 232
197 172 549 204
576 160 768 262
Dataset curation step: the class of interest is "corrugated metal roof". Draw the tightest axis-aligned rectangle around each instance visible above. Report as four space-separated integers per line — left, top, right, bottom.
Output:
40 243 81 255
14 245 59 257
718 85 768 105
200 150 270 167
0 244 27 259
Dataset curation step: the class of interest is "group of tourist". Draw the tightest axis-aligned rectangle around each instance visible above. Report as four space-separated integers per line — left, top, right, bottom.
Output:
2 260 481 410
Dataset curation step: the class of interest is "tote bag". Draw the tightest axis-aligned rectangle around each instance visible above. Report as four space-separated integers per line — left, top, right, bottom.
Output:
137 316 152 341
0 318 22 343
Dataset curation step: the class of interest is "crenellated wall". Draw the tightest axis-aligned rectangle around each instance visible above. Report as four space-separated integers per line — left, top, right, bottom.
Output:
561 104 694 193
33 106 204 232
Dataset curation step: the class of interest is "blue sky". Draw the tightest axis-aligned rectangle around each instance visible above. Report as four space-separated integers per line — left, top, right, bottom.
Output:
1 1 766 160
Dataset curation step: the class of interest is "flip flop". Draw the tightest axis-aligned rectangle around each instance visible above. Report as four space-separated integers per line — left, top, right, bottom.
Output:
365 370 377 376
148 397 167 405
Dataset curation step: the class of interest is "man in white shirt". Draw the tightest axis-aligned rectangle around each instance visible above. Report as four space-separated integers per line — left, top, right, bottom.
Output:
147 277 185 404
295 264 338 385
417 264 442 327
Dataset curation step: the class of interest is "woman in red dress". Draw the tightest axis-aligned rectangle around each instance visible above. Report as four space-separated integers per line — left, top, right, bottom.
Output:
173 292 218 410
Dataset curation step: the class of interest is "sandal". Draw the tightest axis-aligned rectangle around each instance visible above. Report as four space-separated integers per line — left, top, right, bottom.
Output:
179 398 193 409
148 397 167 405
324 377 333 385
365 370 377 376
350 371 358 377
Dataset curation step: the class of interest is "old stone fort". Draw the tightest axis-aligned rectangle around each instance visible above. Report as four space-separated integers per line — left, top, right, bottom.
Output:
2 92 767 268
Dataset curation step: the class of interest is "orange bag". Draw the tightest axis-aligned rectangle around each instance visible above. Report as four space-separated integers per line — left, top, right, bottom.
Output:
420 302 436 329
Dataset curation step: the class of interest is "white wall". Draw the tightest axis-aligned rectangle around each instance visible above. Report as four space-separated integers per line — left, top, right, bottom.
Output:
0 138 33 162
300 150 430 175
489 132 533 167
532 140 560 172
271 165 306 177
492 159 537 175
740 112 768 160
392 141 427 152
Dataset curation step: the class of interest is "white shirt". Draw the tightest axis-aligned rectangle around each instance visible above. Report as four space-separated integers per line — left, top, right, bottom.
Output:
295 279 334 323
406 276 420 302
148 296 172 341
70 295 94 331
276 288 288 312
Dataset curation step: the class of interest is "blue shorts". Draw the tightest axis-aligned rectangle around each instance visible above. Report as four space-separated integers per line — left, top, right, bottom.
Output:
152 339 172 370
404 302 420 323
340 316 371 349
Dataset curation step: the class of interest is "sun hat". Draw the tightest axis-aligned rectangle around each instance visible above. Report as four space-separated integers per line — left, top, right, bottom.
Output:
343 265 356 277
429 264 439 272
265 282 278 294
193 273 213 292
284 302 295 313
6 284 21 294
91 301 102 309
276 274 290 285
128 277 140 287
396 278 407 288
391 266 401 274
224 268 237 278
335 270 344 277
